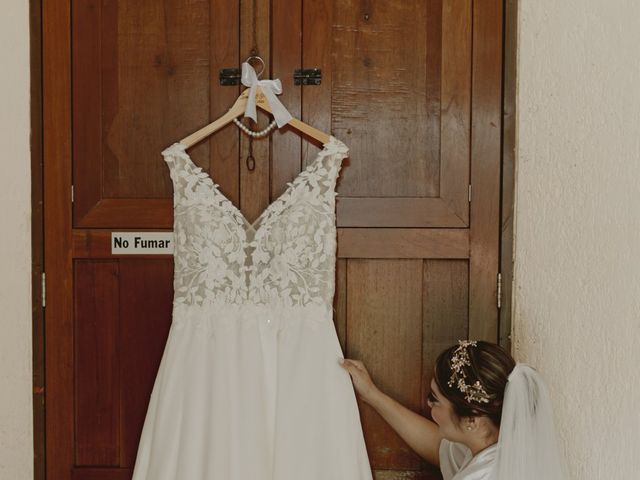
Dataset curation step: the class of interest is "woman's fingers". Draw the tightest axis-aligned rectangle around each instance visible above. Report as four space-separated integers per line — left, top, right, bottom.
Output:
341 358 360 367
339 358 380 405
339 358 363 373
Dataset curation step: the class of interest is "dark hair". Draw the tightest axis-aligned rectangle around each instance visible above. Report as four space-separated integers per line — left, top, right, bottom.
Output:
434 341 516 427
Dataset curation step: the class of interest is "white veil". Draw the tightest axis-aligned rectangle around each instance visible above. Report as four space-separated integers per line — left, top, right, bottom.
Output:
494 363 566 480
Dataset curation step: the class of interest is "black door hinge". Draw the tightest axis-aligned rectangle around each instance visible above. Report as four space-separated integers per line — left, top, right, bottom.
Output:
293 68 322 85
219 68 241 86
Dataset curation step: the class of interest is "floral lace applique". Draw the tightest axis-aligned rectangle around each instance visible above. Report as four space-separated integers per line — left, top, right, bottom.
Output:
162 137 348 309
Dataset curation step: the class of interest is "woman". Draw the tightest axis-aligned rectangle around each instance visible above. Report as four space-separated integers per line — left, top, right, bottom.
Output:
340 340 565 480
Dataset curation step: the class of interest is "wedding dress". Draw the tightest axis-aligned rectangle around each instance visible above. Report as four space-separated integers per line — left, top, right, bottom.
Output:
131 136 373 480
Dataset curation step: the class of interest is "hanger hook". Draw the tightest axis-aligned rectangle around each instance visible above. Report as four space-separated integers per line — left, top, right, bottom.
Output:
245 55 265 78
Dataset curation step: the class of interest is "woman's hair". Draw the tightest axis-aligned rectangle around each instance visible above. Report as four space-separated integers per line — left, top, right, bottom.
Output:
434 341 516 427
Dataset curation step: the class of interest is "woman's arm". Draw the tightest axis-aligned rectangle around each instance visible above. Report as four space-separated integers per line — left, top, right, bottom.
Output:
340 358 442 467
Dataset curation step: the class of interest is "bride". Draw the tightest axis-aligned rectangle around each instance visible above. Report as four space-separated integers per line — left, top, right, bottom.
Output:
340 340 566 480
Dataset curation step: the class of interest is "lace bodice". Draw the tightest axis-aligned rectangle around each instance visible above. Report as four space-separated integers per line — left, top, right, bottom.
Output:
162 137 349 309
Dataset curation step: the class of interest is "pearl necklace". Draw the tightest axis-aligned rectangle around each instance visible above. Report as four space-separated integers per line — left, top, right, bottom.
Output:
233 117 277 138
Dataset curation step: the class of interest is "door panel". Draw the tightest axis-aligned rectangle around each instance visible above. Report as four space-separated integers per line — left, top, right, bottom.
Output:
45 0 503 478
72 0 240 228
74 260 120 466
348 259 425 469
73 259 173 472
301 0 471 228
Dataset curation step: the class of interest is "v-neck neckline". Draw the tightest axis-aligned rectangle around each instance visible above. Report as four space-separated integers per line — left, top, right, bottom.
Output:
167 136 343 234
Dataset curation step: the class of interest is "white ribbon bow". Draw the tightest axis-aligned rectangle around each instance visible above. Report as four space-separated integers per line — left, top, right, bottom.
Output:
241 62 292 128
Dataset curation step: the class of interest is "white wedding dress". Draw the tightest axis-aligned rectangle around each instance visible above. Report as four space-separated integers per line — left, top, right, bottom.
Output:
131 136 373 480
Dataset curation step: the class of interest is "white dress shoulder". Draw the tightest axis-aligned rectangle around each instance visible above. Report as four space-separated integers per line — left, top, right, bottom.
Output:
439 438 497 480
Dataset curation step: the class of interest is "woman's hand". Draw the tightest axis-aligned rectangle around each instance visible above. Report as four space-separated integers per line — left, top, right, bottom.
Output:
339 358 381 406
340 358 442 466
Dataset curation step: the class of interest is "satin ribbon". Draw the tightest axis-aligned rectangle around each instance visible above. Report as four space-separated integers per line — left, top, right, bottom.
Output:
240 62 292 128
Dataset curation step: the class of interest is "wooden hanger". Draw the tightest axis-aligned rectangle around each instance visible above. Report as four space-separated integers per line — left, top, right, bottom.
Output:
179 85 330 148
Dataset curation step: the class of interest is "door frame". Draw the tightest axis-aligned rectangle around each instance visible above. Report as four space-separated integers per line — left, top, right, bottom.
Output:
500 0 518 351
31 0 519 477
30 0 45 478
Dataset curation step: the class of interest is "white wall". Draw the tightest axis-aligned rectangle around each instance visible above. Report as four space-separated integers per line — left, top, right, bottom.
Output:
513 1 640 478
0 1 33 479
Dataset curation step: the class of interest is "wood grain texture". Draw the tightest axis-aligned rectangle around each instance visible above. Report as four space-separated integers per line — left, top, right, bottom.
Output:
302 0 333 165
299 0 471 233
119 259 174 466
74 195 472 229
500 0 518 351
72 0 102 222
74 199 173 229
72 259 173 469
425 0 443 200
210 0 241 209
72 0 238 228
30 0 46 477
101 0 211 198
469 0 503 341
71 468 132 480
373 469 441 480
337 197 467 228
271 0 303 198
347 260 424 470
441 0 472 225
331 1 436 198
239 0 271 224
338 228 469 259
334 258 348 353
422 260 469 410
72 228 469 260
43 0 74 478
74 261 120 466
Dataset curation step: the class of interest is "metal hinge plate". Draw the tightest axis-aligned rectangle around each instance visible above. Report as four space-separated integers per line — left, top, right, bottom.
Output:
41 272 46 308
294 68 322 85
219 67 322 86
497 273 502 309
219 68 241 86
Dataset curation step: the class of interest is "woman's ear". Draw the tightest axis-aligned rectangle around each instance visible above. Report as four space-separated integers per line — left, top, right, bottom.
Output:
462 416 479 432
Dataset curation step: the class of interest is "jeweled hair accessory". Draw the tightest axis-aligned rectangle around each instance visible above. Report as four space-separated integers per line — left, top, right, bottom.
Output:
448 340 491 404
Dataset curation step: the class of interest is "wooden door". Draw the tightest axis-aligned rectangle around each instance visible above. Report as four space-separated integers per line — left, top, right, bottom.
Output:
43 0 503 479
